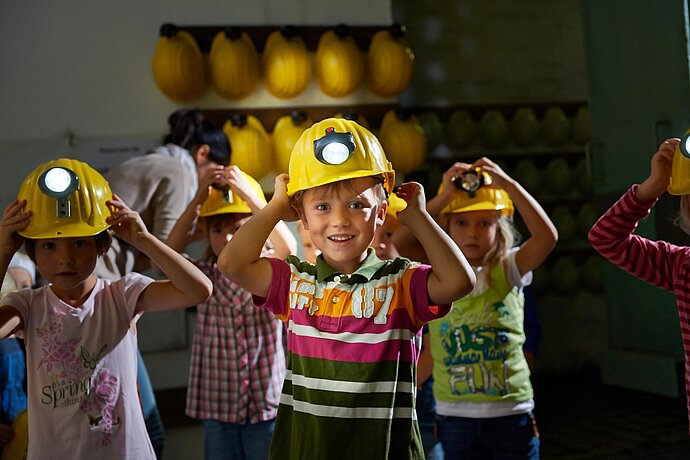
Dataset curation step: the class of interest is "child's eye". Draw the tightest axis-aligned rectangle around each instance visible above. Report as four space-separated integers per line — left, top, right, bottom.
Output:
315 203 330 211
73 239 86 248
349 202 365 209
41 242 55 250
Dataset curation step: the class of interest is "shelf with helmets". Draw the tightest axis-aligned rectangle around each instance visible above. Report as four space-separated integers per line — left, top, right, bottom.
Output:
152 23 415 102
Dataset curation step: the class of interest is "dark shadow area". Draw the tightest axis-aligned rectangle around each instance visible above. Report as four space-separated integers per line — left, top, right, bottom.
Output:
533 370 690 459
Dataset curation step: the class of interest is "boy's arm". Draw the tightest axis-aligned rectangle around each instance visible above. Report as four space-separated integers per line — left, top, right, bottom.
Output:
106 195 212 313
392 162 467 264
396 182 475 306
218 174 297 297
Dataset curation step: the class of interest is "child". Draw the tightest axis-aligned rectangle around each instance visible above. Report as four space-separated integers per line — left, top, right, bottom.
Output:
0 158 212 459
373 194 445 460
588 137 690 431
218 118 475 459
399 159 558 458
166 164 296 460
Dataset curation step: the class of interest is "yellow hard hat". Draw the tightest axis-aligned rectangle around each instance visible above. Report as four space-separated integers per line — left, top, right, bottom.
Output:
17 158 112 239
199 171 266 217
669 129 690 195
387 192 407 216
287 118 395 196
151 24 205 103
271 111 312 175
438 179 514 226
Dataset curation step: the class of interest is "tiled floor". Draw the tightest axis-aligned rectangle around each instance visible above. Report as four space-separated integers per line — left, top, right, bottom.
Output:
157 372 690 459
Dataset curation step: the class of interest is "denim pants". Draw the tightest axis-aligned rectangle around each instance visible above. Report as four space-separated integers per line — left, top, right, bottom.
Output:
203 419 275 460
436 412 539 459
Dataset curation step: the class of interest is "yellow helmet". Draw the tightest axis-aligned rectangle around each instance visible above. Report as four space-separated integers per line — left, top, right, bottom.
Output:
669 128 690 195
17 158 112 239
287 118 395 196
199 171 266 217
386 192 407 216
438 179 514 227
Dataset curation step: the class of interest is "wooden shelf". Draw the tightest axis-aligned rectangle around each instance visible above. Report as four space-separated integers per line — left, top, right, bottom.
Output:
168 24 389 53
202 104 397 132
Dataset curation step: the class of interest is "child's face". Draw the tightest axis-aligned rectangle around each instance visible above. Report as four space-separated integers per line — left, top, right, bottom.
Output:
207 214 248 258
372 214 400 260
33 236 98 297
446 210 500 266
299 177 386 274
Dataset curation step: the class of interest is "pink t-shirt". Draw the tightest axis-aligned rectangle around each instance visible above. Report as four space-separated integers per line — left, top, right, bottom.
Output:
3 273 155 460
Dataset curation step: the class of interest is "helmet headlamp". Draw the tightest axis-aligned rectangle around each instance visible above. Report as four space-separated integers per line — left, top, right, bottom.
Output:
38 167 79 217
453 167 492 197
681 132 690 159
314 127 355 165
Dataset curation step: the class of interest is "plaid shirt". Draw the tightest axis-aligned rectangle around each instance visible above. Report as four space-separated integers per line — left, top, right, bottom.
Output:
185 260 286 423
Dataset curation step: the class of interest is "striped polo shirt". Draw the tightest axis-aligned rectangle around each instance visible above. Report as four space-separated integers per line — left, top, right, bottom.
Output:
256 249 450 459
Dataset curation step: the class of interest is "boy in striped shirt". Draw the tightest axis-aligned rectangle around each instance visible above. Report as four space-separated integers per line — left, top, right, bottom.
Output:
219 118 475 459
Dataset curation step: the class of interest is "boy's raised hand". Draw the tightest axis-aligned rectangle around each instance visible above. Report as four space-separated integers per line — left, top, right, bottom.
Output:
273 174 300 222
106 194 151 246
395 181 426 226
0 200 30 259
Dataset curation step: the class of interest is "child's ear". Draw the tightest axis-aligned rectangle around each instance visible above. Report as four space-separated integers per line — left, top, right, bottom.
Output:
376 201 388 225
193 144 211 165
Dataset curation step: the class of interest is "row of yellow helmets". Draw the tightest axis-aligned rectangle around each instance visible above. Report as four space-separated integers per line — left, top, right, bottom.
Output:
152 23 414 102
17 118 514 241
229 108 428 182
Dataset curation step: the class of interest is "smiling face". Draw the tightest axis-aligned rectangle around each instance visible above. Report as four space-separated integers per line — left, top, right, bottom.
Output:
298 177 387 274
446 209 502 266
33 236 99 302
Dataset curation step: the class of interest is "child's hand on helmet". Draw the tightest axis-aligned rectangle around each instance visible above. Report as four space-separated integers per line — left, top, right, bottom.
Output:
472 157 512 189
226 166 265 213
439 162 471 199
395 182 426 226
193 165 228 206
106 194 150 245
271 174 299 222
0 200 30 258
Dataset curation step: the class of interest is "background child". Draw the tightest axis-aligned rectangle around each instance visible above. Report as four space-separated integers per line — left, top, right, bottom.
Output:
588 137 690 432
166 164 295 460
0 255 33 458
0 158 212 459
373 193 445 460
218 118 475 459
398 158 557 458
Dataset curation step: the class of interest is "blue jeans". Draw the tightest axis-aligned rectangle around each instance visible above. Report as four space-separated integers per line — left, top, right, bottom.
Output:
203 419 275 460
436 413 539 459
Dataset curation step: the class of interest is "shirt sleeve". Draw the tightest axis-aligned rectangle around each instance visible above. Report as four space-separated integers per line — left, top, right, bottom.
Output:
8 252 36 285
588 184 684 292
252 257 291 319
410 264 452 323
119 272 156 320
